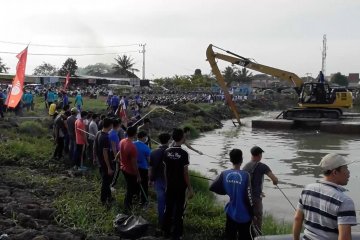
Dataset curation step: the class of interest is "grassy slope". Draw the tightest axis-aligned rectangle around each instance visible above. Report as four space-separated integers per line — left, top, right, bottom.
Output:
1 98 293 239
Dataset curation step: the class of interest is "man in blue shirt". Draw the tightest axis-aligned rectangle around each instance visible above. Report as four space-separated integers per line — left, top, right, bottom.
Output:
110 95 120 114
0 89 5 118
74 91 83 111
47 88 55 107
210 148 254 240
109 119 121 190
23 90 33 111
149 133 171 226
134 131 151 205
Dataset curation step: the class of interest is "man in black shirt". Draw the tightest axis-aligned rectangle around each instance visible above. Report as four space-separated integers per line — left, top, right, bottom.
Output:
94 118 114 205
242 146 278 232
149 133 171 226
162 128 194 240
52 111 71 160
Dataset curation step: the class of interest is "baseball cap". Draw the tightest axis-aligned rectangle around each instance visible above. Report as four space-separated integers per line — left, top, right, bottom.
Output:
70 107 78 113
250 146 264 156
319 153 352 171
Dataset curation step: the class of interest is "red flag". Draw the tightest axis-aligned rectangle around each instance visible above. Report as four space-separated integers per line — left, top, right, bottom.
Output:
64 72 70 90
118 105 128 122
7 47 28 108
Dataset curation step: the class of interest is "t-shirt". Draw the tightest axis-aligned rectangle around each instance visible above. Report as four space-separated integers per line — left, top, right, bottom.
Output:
0 92 5 104
163 146 189 189
75 119 86 145
134 141 151 170
88 121 98 141
62 95 69 107
75 95 83 106
149 145 168 181
48 103 57 116
111 96 120 107
242 161 271 199
23 93 33 104
120 138 138 175
210 169 253 223
54 115 66 138
66 115 77 137
109 129 120 155
96 131 110 168
47 91 55 102
297 180 357 240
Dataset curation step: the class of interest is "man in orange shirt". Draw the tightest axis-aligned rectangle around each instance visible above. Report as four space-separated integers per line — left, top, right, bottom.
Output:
75 111 88 169
119 126 140 212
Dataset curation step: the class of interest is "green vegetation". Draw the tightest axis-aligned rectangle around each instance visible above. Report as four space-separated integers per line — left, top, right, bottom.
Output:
0 99 295 238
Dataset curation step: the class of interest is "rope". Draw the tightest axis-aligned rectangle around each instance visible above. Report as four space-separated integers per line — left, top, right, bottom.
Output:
139 183 149 203
276 185 296 211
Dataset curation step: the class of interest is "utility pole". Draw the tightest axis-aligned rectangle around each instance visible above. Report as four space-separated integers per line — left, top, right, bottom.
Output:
321 34 327 77
140 44 146 80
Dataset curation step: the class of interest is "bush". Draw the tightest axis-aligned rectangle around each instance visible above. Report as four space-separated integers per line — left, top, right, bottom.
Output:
19 121 48 137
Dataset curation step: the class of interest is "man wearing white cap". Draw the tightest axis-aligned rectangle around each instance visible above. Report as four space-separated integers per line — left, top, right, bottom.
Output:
293 153 357 240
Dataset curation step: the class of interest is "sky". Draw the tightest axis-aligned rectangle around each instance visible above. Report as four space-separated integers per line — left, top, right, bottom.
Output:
1 0 360 79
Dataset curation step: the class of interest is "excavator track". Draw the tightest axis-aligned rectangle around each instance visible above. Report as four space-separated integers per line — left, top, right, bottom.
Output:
283 108 342 121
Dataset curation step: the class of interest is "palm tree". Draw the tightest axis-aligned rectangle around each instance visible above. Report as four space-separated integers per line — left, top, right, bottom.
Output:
222 66 236 85
235 67 253 83
113 55 139 77
0 57 9 73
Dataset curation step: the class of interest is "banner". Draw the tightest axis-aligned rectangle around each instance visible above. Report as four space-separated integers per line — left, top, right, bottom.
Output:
7 47 28 108
64 72 70 89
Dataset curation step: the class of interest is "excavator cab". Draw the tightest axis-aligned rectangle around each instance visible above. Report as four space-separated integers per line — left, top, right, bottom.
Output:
299 83 331 104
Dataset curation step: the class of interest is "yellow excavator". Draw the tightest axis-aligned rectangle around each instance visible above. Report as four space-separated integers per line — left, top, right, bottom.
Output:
206 44 353 122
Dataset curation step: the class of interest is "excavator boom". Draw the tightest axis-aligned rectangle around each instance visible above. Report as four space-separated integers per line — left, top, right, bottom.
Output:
206 44 353 121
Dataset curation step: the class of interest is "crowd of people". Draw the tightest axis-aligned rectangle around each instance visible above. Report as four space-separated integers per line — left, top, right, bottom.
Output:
1 83 357 239
50 98 357 240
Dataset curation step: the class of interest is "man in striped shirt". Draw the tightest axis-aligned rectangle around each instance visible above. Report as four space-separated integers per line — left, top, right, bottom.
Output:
293 153 357 240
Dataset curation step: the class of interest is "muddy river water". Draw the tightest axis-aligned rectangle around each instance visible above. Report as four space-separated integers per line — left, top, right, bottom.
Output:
188 115 360 225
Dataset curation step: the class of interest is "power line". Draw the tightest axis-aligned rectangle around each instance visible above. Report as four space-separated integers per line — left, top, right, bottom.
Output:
0 40 141 49
0 50 139 57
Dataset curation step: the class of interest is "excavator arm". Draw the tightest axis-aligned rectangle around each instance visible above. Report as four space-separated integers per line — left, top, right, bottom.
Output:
206 45 241 125
206 44 304 95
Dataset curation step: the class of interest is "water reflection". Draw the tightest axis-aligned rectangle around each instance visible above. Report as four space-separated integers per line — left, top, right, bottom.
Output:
189 117 360 222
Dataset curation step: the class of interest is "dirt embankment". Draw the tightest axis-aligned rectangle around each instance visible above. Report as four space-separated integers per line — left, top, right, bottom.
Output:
0 99 297 240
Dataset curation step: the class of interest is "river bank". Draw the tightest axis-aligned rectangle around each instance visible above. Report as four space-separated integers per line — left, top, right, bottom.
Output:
0 100 295 239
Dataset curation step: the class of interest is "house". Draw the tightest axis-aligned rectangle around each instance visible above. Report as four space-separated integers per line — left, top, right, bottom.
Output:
348 73 359 88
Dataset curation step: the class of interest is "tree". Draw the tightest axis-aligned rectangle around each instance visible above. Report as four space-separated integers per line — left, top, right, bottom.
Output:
222 66 237 85
235 67 253 83
194 69 202 76
33 62 58 76
77 63 114 76
113 55 139 77
58 58 78 76
0 57 9 73
331 72 348 87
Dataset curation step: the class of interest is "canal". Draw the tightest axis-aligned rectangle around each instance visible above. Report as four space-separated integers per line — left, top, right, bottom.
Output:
188 115 360 225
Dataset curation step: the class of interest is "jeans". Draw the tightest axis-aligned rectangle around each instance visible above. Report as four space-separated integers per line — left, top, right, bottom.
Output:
76 144 85 167
139 168 148 204
69 136 77 164
53 137 64 159
100 166 113 203
253 198 263 231
154 178 166 226
225 215 252 240
122 170 139 212
88 139 94 162
111 160 120 188
162 186 187 239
